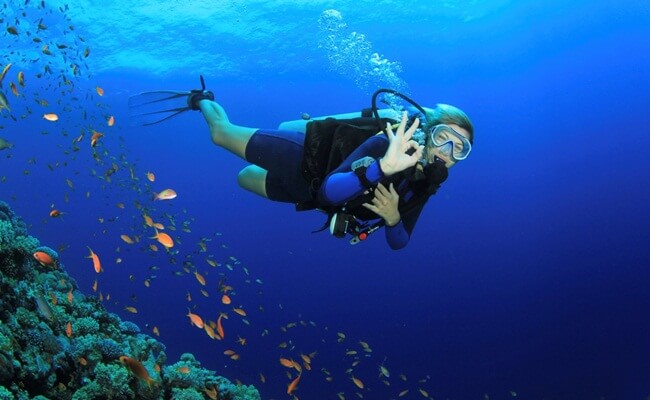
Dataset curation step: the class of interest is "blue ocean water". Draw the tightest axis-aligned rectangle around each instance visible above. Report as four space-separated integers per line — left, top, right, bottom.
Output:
1 0 649 399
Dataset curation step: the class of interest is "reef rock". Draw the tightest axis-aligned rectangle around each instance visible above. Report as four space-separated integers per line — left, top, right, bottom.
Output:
0 201 260 400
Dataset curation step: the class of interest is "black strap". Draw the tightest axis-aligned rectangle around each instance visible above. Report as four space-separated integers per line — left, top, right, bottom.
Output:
354 166 374 189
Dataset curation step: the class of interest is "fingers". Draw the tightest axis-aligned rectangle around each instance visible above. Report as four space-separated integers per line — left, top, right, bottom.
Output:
374 182 398 204
388 182 397 196
362 203 378 213
385 122 395 142
404 117 420 140
374 183 388 200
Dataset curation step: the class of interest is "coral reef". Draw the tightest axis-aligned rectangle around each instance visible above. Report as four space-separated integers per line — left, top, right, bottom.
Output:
0 201 261 400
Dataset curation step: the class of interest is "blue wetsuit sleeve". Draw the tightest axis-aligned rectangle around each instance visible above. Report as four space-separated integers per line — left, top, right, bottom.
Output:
385 200 426 250
318 134 429 250
318 136 388 205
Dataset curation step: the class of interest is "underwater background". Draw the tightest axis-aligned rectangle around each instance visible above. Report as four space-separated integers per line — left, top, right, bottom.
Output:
1 0 649 399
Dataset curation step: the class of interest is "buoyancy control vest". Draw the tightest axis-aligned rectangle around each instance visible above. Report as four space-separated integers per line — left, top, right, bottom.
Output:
296 115 449 243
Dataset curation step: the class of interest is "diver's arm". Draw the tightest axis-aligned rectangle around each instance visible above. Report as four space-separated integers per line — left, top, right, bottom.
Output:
278 109 400 133
384 202 425 250
385 221 409 250
318 137 388 205
320 162 385 204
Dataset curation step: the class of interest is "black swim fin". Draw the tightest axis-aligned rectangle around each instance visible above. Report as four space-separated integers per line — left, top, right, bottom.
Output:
128 90 192 126
128 76 212 126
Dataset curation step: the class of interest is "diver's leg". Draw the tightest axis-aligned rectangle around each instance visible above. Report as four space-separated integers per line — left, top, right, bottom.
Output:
199 100 257 160
237 165 269 199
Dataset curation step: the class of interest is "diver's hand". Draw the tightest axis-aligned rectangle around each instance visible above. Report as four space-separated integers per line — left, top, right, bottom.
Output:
379 111 424 176
362 183 401 226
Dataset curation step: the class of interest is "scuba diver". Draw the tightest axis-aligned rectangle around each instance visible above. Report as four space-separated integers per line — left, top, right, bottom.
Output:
129 77 474 250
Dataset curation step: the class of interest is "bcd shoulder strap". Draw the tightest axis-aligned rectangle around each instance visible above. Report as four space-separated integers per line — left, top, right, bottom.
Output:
300 117 392 204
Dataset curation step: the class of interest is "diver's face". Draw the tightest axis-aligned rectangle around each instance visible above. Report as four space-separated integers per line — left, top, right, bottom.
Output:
426 124 471 169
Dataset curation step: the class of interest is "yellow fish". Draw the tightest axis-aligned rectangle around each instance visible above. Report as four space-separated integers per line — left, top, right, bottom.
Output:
0 92 10 111
0 63 12 84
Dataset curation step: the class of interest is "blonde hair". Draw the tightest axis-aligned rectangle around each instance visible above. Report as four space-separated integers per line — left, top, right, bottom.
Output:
424 104 474 144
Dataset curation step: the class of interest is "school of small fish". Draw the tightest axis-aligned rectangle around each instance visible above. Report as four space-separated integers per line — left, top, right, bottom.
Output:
0 1 439 399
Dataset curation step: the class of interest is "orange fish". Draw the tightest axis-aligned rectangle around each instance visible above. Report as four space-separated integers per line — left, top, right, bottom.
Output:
43 113 58 121
216 313 225 339
351 376 364 389
107 115 115 126
194 271 206 286
90 130 104 147
287 373 301 395
17 71 25 87
65 321 72 338
49 292 58 305
49 209 63 218
33 251 55 267
177 366 190 374
96 86 104 96
233 308 246 316
9 82 19 96
124 306 138 314
221 294 231 305
151 230 173 248
187 309 204 329
143 214 154 227
279 358 294 368
119 356 157 388
204 324 218 340
67 289 73 304
86 247 102 273
120 234 134 244
146 172 155 182
153 189 177 201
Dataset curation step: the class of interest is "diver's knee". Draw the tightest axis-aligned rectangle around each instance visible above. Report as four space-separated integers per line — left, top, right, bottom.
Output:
236 167 248 187
237 166 268 198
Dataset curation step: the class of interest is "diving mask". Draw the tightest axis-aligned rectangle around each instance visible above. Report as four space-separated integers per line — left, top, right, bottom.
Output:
427 124 472 161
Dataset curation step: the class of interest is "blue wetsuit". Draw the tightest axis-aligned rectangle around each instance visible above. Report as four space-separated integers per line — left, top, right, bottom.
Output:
319 135 426 250
245 130 427 249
